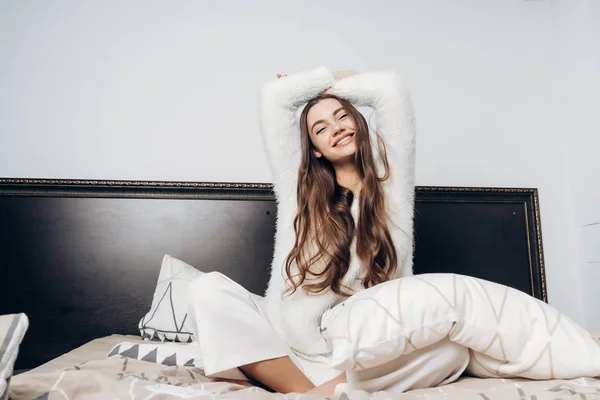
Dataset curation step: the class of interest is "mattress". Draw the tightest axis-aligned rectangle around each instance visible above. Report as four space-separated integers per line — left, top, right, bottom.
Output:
9 335 600 399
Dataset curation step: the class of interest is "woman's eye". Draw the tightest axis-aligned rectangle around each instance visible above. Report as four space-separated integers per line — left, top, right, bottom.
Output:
339 114 348 119
316 127 325 134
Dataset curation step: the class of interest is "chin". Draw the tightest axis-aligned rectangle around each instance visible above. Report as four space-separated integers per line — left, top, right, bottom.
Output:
331 149 357 163
339 144 357 157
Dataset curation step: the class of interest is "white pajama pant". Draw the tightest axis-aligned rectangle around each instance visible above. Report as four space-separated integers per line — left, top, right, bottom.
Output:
187 272 469 393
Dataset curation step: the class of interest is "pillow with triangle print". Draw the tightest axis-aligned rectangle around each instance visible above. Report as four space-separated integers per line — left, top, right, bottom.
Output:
1 313 29 400
139 254 204 343
108 340 204 369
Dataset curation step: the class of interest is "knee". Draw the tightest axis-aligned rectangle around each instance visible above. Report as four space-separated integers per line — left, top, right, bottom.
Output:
189 272 230 302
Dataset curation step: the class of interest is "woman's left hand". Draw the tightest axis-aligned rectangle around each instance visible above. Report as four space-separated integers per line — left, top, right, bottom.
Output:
333 70 357 81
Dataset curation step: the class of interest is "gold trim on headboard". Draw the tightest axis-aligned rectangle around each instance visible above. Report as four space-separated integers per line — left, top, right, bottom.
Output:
0 178 273 189
0 178 536 194
418 186 536 193
533 190 546 302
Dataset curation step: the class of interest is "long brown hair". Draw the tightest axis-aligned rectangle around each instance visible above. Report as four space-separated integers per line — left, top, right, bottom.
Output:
284 94 397 297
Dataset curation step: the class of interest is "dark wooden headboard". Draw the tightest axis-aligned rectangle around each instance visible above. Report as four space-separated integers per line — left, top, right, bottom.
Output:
0 179 545 370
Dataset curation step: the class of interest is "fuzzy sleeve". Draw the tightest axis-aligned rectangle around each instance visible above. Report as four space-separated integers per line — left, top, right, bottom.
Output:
331 71 417 278
260 67 340 354
259 67 335 206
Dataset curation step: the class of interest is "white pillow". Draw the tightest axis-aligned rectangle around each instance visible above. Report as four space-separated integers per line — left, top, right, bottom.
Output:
1 313 29 400
139 255 204 343
323 273 600 379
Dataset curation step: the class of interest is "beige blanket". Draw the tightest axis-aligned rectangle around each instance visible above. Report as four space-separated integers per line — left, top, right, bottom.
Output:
10 356 600 399
10 334 600 399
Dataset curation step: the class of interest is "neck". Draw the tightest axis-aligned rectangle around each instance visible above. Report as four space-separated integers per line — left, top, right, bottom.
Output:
334 162 362 197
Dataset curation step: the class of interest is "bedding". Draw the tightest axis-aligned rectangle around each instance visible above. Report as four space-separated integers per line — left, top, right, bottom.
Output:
108 340 204 369
0 178 567 398
26 334 145 375
323 273 600 379
0 313 28 400
9 352 600 399
9 333 600 399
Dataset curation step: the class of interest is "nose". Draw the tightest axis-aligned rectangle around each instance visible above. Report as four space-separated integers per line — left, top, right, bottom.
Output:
332 122 345 136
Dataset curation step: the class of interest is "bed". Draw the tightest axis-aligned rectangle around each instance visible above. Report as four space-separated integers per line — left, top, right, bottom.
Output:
1 178 598 399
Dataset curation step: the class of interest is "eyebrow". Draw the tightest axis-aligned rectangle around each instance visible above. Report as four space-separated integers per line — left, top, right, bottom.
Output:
310 107 346 133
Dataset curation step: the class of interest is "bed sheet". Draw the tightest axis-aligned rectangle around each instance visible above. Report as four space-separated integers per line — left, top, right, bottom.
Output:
9 334 600 399
25 334 145 374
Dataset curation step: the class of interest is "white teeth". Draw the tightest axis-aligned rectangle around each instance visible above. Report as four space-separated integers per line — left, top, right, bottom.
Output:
336 135 353 147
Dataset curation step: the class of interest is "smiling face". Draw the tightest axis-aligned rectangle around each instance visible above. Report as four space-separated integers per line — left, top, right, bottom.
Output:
306 98 357 164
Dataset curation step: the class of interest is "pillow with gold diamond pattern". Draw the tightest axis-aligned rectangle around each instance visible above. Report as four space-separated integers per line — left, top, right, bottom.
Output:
322 273 600 379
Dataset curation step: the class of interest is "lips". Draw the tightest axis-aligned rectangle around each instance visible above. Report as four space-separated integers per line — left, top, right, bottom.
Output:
331 133 354 147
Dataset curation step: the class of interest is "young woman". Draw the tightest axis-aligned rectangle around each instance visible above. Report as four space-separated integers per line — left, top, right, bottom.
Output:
188 67 469 394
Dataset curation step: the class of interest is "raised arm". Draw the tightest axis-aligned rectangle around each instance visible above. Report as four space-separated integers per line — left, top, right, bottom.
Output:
259 67 335 205
260 67 340 354
331 71 417 278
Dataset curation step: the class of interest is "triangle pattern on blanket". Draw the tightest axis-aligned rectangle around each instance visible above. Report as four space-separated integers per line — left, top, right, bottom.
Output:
184 358 195 367
108 344 121 358
120 344 139 359
108 341 204 370
141 347 158 363
162 353 177 366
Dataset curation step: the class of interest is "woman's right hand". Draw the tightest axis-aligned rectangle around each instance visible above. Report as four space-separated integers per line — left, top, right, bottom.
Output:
276 70 355 80
324 71 357 94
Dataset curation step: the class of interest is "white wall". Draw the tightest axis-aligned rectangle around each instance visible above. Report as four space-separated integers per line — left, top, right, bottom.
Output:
585 0 600 333
554 0 600 331
0 1 592 327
